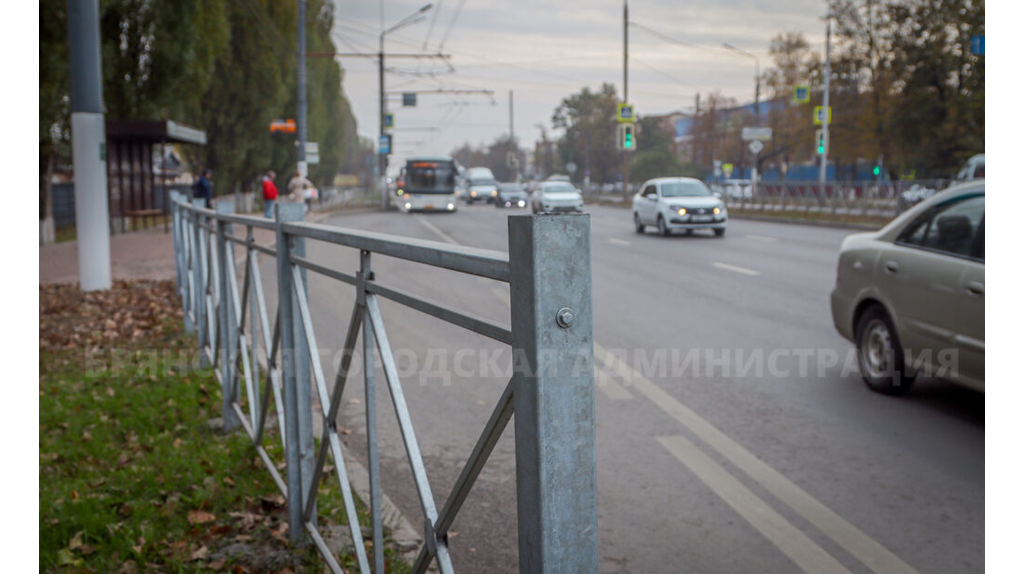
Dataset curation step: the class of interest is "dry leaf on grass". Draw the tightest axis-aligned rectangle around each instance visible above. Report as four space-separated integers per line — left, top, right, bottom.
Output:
187 510 216 525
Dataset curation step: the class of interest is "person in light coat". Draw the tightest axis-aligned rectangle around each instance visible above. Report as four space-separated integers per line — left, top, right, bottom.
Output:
287 171 316 204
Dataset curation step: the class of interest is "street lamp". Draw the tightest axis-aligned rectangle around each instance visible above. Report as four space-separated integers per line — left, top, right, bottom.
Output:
722 43 760 126
379 3 433 208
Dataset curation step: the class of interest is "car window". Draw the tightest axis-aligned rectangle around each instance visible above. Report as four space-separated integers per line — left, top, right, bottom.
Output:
642 185 656 198
898 194 984 259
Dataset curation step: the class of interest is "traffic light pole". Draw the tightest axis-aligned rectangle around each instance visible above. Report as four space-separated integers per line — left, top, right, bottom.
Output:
818 18 831 199
622 0 631 202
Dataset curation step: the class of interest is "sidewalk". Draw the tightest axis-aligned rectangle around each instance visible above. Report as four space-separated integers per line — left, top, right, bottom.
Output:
39 210 340 285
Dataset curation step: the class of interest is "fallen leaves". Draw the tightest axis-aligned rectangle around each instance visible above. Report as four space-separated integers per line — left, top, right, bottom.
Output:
187 510 216 525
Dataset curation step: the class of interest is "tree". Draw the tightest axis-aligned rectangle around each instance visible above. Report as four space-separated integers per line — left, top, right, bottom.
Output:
551 83 620 185
629 116 698 182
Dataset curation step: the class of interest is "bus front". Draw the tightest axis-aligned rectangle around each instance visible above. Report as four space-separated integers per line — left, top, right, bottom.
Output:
399 159 458 212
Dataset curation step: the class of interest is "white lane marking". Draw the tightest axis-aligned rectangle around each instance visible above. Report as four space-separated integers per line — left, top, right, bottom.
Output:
657 435 851 574
595 367 634 400
746 234 778 242
594 342 919 574
712 261 761 276
414 214 458 245
608 237 631 246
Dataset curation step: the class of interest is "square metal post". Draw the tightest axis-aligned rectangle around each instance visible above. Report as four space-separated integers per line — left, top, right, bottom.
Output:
216 201 241 432
276 202 314 541
191 198 207 352
508 213 598 573
359 250 385 573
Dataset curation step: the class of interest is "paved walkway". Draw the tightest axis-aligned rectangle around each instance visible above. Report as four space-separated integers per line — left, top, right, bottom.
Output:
39 210 342 285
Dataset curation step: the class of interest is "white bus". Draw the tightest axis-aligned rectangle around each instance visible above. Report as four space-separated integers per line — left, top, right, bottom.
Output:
397 156 458 212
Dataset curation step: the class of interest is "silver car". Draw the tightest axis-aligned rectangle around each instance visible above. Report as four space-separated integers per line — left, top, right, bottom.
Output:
530 181 583 213
830 181 984 394
632 177 728 236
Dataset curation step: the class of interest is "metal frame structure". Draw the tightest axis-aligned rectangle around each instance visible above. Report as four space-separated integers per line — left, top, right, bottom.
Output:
169 191 597 573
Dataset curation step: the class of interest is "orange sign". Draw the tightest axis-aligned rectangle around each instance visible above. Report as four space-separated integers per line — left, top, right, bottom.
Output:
270 119 296 133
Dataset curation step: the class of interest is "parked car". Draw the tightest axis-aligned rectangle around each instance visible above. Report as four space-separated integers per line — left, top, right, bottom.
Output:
722 179 752 200
495 182 528 208
632 177 727 237
530 181 584 213
955 153 985 182
830 181 984 394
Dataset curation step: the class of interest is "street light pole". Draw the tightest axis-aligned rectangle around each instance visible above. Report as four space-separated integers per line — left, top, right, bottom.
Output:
722 43 760 125
378 3 433 210
622 0 631 202
298 0 307 178
819 18 831 199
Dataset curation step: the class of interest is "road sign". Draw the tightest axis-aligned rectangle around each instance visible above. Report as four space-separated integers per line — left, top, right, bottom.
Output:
741 127 772 141
792 85 810 104
307 153 320 165
748 140 764 154
713 159 722 177
379 134 391 155
565 161 577 174
402 92 417 107
270 119 296 133
383 113 394 129
305 142 319 154
813 106 831 125
722 163 734 178
971 35 984 55
617 103 635 123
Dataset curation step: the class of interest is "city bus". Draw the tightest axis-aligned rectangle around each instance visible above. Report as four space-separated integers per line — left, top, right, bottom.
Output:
397 156 458 212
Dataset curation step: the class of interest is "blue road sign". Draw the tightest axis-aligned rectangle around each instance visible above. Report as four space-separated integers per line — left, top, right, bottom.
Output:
971 35 984 55
379 134 391 154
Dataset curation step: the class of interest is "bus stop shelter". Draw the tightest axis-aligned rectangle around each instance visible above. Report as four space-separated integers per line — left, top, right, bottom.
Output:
105 119 206 233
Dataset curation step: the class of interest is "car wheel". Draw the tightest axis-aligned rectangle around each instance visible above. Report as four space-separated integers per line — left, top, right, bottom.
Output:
714 228 726 237
854 305 915 395
634 212 645 233
657 215 669 236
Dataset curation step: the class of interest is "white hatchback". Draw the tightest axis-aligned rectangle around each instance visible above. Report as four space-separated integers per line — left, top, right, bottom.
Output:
632 177 728 236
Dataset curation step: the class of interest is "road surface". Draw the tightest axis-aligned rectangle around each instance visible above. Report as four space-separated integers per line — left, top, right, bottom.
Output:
272 203 982 573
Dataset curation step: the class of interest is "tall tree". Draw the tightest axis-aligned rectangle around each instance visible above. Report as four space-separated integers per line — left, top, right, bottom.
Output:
551 83 620 184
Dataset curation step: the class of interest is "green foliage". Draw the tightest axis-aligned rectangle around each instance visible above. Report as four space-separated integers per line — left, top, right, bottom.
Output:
552 83 620 183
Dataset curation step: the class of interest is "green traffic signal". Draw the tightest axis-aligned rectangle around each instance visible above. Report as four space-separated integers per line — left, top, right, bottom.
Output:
872 165 881 176
625 132 633 148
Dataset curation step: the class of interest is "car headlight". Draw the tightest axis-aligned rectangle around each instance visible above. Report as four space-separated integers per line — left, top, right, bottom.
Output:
447 203 454 210
713 207 721 215
404 203 412 209
470 191 477 197
491 190 498 196
518 200 526 207
676 207 687 216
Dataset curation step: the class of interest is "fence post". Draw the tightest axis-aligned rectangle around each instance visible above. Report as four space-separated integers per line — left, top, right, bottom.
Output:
508 213 598 573
276 202 314 542
216 201 241 433
191 199 208 356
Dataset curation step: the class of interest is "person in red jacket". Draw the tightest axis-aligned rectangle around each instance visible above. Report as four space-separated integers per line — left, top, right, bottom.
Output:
262 170 278 218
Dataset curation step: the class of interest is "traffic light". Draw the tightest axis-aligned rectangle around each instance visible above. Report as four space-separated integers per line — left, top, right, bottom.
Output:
815 129 825 155
619 123 636 151
872 165 881 176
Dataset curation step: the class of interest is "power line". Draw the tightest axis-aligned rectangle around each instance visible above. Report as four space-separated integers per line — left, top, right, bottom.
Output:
422 0 444 50
629 21 733 56
437 0 469 51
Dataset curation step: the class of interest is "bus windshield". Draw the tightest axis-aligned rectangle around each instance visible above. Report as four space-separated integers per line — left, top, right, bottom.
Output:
406 161 456 194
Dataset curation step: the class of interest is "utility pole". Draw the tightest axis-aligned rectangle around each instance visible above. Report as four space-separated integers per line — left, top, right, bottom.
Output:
67 0 111 291
297 0 308 178
622 0 631 202
819 17 831 198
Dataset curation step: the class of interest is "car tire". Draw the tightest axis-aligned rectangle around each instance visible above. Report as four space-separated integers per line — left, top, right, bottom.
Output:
714 228 726 237
854 305 915 395
657 215 669 237
634 212 645 233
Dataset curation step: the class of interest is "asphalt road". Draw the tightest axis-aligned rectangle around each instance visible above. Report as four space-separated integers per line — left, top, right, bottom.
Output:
285 203 982 573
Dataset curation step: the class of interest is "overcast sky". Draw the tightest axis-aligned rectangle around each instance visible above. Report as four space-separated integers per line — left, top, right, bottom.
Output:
330 0 829 170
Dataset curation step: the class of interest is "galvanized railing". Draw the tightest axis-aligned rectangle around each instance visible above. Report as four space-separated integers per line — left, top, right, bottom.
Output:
168 191 598 573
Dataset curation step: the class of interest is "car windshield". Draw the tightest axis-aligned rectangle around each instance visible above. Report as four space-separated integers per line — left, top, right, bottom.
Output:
544 183 576 193
660 181 711 197
470 177 497 186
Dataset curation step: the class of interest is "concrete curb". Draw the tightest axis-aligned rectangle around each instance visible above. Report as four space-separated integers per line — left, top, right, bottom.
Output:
727 212 885 231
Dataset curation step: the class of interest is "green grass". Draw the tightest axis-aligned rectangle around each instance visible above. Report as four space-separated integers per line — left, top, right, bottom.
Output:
40 318 410 572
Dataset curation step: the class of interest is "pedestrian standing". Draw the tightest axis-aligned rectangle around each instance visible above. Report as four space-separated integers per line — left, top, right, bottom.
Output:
287 170 316 213
262 170 278 218
193 169 213 208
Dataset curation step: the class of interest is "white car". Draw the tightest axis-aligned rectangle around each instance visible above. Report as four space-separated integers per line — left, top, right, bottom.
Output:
632 177 728 236
530 181 584 213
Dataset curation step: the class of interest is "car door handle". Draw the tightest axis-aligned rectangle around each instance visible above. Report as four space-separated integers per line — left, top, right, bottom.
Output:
883 261 899 274
965 281 985 297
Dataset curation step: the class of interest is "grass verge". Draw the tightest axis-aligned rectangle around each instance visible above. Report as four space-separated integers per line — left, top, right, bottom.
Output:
40 281 409 573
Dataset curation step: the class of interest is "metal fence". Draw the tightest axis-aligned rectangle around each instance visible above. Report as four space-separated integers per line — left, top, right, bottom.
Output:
718 179 953 218
168 191 598 573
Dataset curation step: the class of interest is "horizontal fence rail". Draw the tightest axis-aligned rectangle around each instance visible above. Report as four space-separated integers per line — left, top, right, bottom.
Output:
169 191 598 573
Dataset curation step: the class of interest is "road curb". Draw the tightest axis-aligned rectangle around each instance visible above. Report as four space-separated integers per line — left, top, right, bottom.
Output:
727 212 884 231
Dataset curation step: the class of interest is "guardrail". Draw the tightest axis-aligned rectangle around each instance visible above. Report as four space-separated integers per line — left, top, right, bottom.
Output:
717 179 953 218
168 191 598 573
